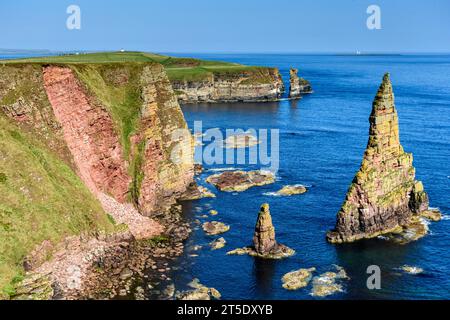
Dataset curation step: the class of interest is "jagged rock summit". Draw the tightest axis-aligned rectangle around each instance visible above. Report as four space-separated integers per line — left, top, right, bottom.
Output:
227 204 294 259
288 68 312 98
327 73 441 244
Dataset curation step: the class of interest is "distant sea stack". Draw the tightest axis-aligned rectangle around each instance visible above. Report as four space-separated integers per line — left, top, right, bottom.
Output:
327 73 440 244
288 68 313 98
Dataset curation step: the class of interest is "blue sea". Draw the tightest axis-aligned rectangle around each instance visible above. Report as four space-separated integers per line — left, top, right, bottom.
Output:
173 54 450 300
2 52 449 299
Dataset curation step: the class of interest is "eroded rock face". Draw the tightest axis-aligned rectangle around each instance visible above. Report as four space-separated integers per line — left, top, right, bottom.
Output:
172 68 285 103
327 73 437 243
288 68 312 98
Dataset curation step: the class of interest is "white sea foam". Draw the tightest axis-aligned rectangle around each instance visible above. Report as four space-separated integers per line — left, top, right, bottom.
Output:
263 192 281 197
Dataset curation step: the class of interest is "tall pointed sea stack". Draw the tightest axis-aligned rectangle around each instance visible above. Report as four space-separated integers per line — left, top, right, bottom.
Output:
327 73 439 244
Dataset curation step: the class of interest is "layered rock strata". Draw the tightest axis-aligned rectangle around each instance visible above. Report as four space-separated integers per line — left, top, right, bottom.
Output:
171 68 285 103
288 68 313 98
327 73 439 243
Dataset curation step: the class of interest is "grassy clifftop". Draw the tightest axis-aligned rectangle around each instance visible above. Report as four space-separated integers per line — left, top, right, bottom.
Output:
2 51 277 83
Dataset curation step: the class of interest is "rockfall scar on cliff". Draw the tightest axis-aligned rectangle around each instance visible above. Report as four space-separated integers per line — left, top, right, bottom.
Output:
327 73 440 244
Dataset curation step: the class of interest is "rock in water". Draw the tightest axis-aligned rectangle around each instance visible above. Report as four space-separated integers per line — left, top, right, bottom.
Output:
253 204 277 254
288 68 312 98
206 170 275 192
228 204 294 259
327 73 440 244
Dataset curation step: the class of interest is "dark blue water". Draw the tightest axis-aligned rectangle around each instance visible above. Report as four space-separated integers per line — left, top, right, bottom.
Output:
173 54 450 299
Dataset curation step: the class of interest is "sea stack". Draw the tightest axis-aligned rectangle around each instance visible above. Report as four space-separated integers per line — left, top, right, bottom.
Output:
327 73 440 244
227 204 294 259
288 68 312 98
253 203 277 254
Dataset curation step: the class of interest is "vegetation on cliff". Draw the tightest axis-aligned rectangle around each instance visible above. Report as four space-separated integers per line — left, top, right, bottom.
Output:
0 116 113 298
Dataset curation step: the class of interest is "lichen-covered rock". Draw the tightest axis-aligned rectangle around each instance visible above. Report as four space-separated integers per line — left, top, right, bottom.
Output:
288 68 313 98
206 170 275 192
282 267 316 290
176 279 221 300
202 221 230 236
179 183 216 200
227 204 294 259
327 73 440 244
420 209 442 222
275 184 308 196
310 265 349 297
12 273 54 300
209 237 226 250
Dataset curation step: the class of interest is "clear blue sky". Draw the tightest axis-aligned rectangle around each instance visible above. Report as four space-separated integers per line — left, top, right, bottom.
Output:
1 0 450 53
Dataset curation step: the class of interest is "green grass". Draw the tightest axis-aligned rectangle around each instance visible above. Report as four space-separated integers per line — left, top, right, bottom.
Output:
1 51 272 83
0 116 114 299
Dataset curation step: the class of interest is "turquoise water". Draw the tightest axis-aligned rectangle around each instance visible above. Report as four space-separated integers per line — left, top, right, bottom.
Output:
173 54 450 299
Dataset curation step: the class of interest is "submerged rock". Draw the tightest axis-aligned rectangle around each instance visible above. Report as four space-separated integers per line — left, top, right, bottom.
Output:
227 204 294 259
209 237 226 250
206 170 275 192
275 185 307 196
327 73 441 244
282 267 316 290
202 221 230 236
310 265 349 297
400 265 424 275
289 68 313 98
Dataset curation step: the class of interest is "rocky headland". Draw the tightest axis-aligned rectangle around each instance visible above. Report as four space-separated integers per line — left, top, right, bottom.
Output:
171 67 285 103
327 73 441 244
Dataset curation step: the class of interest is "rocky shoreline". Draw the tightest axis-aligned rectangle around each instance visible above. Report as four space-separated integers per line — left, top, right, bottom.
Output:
12 204 192 300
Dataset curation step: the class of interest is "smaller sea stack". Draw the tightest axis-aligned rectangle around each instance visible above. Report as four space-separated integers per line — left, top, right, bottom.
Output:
288 68 312 98
227 204 294 259
253 203 277 254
